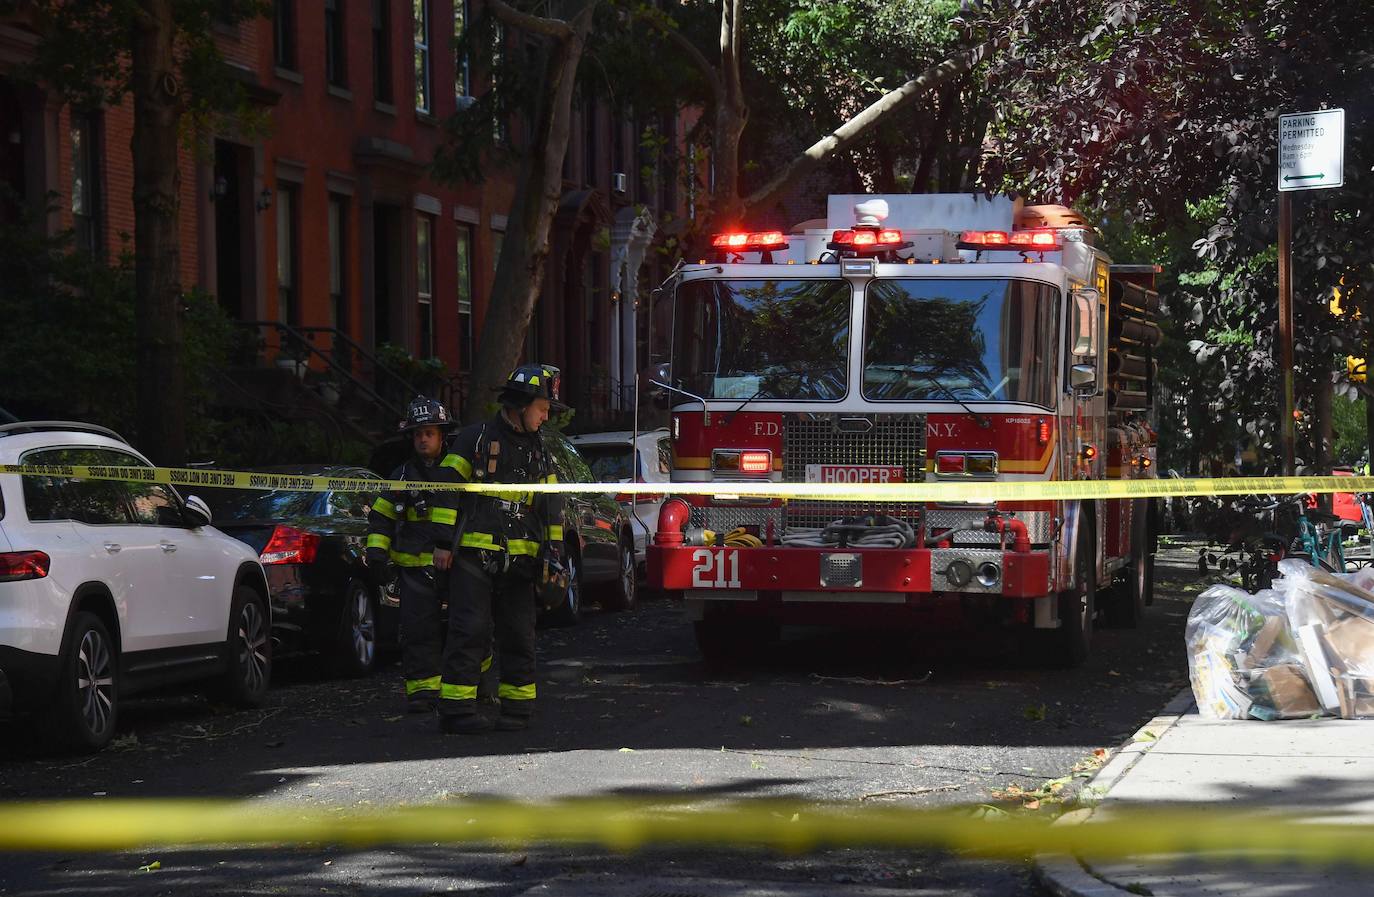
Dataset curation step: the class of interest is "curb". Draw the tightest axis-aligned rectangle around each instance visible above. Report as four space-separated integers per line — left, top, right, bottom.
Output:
1033 688 1195 897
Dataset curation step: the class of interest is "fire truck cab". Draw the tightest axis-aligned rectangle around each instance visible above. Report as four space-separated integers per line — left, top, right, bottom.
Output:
644 194 1160 667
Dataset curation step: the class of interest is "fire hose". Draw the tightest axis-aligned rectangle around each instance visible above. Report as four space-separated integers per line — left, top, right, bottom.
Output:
781 515 918 549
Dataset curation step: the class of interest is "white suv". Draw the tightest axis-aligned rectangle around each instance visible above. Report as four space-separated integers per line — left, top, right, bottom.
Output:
0 422 272 751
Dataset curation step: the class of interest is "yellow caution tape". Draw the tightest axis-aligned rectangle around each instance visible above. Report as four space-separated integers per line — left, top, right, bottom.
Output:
0 798 1371 863
2 463 1373 502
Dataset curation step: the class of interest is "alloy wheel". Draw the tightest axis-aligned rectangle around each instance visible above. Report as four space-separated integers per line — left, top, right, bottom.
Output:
351 587 376 668
237 601 269 694
77 628 115 737
620 543 636 605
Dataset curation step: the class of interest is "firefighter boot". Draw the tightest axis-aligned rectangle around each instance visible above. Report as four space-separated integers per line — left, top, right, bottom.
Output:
440 709 493 735
495 706 532 731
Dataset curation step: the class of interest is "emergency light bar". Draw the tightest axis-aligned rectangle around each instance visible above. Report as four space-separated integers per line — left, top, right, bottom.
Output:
827 228 911 256
711 231 789 252
958 229 1062 251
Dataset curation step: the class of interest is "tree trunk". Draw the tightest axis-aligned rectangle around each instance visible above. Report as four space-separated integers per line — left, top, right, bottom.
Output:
131 0 186 464
464 1 597 423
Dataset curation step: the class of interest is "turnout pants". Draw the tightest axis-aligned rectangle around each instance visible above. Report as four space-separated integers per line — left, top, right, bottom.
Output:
439 551 537 719
398 567 444 702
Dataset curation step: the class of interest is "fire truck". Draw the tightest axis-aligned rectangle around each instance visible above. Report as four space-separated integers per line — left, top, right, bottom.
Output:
643 194 1161 667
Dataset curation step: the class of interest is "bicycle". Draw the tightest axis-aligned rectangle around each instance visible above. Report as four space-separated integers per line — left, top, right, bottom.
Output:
1202 494 1353 589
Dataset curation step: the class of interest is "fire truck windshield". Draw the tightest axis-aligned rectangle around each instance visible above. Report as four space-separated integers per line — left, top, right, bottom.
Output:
863 278 1060 407
673 279 850 401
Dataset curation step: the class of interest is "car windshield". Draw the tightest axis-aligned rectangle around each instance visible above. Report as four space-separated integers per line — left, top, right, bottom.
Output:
575 444 635 482
672 278 850 400
863 278 1060 407
207 489 324 521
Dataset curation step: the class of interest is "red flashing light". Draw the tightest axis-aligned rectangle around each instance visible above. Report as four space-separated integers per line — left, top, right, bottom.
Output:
0 550 50 582
711 231 789 252
831 228 904 249
261 525 320 565
1037 418 1052 446
739 450 772 474
1081 444 1098 461
960 229 1062 251
937 453 967 475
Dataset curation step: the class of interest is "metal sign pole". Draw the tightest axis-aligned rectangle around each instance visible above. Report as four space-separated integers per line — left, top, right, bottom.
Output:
1278 191 1295 476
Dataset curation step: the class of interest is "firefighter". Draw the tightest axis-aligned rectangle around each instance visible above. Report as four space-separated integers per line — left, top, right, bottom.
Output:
366 396 461 712
438 364 566 734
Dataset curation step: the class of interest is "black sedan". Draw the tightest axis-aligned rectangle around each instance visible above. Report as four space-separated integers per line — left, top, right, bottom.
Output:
205 466 395 676
541 430 638 626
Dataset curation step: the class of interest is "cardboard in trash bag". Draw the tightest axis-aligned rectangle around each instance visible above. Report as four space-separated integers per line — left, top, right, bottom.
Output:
1249 664 1322 719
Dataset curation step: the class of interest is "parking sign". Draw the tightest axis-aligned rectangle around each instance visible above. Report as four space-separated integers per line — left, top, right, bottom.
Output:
1278 109 1344 192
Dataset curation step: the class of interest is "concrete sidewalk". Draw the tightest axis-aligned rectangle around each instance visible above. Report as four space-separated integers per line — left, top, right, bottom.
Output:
1037 691 1374 897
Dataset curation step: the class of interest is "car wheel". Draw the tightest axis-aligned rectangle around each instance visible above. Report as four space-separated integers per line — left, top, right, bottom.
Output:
334 578 378 678
215 585 272 706
544 550 582 627
43 611 119 753
602 535 638 612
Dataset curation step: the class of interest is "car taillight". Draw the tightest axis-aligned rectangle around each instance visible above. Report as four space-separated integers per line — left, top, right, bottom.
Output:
260 525 320 565
0 550 50 582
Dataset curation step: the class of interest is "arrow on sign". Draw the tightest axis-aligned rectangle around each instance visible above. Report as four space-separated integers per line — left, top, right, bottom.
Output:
1284 173 1326 183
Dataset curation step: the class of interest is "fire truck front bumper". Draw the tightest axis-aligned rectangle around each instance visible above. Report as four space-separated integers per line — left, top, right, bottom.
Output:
647 544 1051 601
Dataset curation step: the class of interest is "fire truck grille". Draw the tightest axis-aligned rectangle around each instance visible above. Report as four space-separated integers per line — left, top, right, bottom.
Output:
782 414 927 531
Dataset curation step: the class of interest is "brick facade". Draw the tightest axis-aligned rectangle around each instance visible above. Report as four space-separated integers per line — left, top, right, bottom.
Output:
2 4 689 429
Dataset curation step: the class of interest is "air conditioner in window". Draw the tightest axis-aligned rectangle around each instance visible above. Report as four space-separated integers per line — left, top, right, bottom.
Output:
611 172 627 194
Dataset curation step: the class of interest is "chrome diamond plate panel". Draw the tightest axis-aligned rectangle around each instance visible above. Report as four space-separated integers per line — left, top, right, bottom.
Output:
930 548 1006 593
926 510 1054 546
690 504 783 536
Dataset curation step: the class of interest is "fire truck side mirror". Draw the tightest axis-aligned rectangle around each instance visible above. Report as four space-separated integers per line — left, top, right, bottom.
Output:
1070 363 1097 392
1071 288 1100 357
644 362 672 407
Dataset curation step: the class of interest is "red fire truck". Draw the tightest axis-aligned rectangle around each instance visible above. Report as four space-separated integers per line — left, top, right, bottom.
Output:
643 194 1161 666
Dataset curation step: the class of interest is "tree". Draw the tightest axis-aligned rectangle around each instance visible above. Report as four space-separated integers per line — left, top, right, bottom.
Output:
637 0 1047 238
16 0 265 465
970 0 1374 474
437 0 600 424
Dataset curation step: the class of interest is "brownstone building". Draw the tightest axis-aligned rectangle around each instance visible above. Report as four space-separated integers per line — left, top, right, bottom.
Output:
2 2 688 435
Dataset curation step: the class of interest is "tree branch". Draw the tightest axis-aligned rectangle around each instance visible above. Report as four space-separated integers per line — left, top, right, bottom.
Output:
741 0 1045 214
659 21 722 101
486 0 573 39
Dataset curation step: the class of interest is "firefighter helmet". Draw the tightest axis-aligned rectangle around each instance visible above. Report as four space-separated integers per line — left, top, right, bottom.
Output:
537 556 572 612
398 395 454 433
499 363 566 410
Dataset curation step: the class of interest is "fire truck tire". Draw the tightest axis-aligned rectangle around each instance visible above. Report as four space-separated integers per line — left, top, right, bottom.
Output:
1035 526 1095 668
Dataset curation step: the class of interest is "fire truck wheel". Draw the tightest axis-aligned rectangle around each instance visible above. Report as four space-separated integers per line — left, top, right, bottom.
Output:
1105 510 1154 629
1035 525 1095 668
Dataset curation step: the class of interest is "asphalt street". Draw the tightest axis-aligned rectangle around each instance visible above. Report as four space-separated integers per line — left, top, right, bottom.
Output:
0 550 1199 896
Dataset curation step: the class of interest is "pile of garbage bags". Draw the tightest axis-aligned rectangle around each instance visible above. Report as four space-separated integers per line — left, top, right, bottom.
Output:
1187 560 1374 720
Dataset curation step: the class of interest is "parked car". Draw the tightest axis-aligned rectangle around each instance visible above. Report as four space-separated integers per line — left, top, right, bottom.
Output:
541 430 638 625
205 466 397 677
0 421 271 752
567 428 672 568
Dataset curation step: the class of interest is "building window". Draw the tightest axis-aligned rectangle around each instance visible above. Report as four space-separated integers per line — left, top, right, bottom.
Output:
416 214 434 358
325 0 346 87
372 0 392 103
454 0 470 99
328 196 347 333
70 111 101 257
274 0 296 71
413 0 431 113
456 224 473 370
276 184 298 326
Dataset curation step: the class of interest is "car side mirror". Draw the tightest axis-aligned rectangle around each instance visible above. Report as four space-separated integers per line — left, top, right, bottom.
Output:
1070 363 1097 393
184 495 212 528
643 362 672 409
